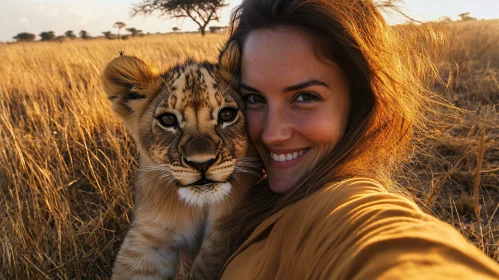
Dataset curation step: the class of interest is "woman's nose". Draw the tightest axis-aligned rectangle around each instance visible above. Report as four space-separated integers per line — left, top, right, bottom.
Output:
261 107 293 145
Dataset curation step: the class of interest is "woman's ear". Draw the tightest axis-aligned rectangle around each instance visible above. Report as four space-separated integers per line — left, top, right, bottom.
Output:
218 40 241 88
102 55 160 118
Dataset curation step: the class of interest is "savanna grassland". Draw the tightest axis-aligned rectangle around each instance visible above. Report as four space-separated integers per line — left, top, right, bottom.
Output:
1 20 498 279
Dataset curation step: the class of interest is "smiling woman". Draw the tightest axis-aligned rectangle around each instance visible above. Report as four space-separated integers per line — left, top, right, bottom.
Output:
216 0 499 279
240 27 351 194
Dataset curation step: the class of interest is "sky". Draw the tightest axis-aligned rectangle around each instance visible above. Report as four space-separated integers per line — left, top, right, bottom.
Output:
1 0 498 42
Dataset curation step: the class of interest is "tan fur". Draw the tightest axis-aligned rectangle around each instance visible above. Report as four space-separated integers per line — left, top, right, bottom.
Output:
218 40 241 88
102 52 260 279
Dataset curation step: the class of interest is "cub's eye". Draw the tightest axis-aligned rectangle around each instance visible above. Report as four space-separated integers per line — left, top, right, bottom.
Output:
218 107 238 124
157 113 178 128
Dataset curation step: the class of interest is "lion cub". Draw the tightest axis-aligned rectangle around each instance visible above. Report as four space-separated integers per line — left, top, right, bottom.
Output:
102 45 259 279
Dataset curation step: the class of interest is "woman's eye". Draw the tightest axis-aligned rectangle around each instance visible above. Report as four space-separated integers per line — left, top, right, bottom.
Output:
295 92 320 103
244 94 265 104
157 113 178 128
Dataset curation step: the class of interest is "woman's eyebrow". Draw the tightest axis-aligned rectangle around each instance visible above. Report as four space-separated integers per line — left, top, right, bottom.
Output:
283 79 329 92
240 83 261 93
240 79 328 93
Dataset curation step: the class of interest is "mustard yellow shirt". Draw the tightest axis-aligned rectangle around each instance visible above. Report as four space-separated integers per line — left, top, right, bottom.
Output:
220 178 499 279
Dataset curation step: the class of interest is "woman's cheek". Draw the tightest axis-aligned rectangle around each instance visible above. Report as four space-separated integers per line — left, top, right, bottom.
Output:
245 110 263 143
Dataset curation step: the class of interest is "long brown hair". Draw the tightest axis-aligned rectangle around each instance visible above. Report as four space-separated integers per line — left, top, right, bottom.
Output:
221 0 445 249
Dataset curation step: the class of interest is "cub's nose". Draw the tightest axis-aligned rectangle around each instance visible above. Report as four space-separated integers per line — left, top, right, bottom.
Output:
182 136 218 172
185 158 216 172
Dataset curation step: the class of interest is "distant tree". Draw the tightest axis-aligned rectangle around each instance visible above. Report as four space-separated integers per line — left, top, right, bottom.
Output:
79 30 91 39
126 27 143 36
102 31 116 40
56 36 67 42
65 30 76 39
209 26 225 33
39 31 56 41
131 0 228 36
113 21 126 39
172 27 180 33
458 12 477 21
13 32 36 42
374 0 402 7
437 16 452 23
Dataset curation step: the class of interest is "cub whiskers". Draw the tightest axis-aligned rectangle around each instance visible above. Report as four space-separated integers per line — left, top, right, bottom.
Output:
139 164 178 186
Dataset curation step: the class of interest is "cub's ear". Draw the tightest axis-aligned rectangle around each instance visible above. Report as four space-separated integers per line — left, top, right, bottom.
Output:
218 40 241 88
102 55 160 118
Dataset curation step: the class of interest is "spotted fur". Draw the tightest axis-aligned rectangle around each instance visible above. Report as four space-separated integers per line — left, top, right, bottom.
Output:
103 48 260 279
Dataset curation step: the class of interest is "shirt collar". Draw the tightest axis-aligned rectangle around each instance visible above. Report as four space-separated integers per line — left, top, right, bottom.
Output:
219 206 288 276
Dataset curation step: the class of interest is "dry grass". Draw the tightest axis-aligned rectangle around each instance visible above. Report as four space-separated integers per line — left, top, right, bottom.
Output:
402 19 499 261
0 20 498 279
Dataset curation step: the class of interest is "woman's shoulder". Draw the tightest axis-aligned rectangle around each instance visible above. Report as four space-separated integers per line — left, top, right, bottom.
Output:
274 177 443 250
273 178 499 279
274 177 423 247
285 177 424 222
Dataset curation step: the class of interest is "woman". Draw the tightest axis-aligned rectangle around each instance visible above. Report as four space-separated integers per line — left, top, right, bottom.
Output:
217 0 499 279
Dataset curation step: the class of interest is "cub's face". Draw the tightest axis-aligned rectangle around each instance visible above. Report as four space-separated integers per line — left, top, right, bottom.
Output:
103 56 253 206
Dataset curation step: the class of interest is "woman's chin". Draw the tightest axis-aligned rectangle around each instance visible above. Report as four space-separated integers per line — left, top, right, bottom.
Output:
267 175 297 194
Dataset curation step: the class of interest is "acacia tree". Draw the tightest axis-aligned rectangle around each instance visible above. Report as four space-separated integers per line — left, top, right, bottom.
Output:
13 32 36 42
374 0 405 8
113 21 126 39
132 0 227 36
438 16 452 23
458 12 477 21
209 26 224 33
126 27 143 36
79 30 91 39
102 31 116 39
39 31 56 41
65 30 76 39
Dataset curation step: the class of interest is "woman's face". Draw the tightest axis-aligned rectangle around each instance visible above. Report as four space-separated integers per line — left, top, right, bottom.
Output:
240 27 351 194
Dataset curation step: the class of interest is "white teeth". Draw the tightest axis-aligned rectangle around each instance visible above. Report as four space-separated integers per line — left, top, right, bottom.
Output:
269 149 307 163
272 153 279 161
